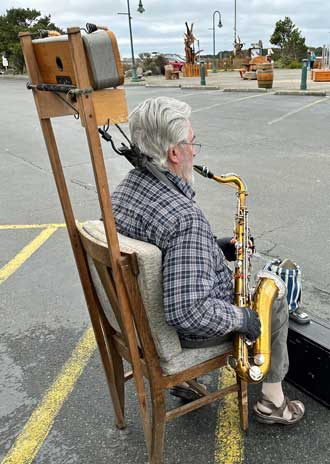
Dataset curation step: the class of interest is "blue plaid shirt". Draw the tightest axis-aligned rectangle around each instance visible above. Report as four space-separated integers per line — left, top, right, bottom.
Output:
112 168 244 342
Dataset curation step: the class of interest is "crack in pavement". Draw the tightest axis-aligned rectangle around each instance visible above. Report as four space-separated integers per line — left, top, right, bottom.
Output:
254 224 288 240
69 179 97 193
3 148 49 174
3 148 100 197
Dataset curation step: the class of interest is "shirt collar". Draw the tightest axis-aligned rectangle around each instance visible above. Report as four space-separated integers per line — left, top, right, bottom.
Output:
165 170 196 200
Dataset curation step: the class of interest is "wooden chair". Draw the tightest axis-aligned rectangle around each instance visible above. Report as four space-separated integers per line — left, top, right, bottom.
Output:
77 220 248 463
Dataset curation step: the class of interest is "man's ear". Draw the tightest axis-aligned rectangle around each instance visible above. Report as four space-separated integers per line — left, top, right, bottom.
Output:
167 145 179 165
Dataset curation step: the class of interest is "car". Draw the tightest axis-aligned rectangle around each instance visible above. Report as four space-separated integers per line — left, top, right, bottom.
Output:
164 54 186 72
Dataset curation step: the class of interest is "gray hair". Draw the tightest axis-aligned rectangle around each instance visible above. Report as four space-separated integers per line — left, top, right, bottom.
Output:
129 96 191 170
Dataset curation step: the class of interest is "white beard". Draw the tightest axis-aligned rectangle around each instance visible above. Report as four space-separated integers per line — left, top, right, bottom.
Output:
183 166 194 186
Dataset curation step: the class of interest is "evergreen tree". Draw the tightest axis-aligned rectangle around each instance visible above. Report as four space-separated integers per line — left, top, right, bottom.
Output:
0 8 62 73
270 16 307 61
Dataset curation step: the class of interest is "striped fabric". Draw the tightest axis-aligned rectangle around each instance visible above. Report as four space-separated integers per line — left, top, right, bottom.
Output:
263 259 302 312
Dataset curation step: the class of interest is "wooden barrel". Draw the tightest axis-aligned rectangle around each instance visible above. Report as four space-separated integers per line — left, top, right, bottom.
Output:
164 65 173 80
257 62 273 88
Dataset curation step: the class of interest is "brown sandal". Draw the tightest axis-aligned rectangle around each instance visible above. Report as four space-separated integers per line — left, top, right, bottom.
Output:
253 394 305 425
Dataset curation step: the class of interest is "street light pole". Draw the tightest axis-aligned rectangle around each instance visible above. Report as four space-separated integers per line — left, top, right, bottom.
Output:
212 10 222 73
118 0 145 82
234 0 237 46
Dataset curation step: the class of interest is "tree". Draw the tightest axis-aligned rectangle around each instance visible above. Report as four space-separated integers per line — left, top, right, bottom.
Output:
0 8 62 73
270 16 307 61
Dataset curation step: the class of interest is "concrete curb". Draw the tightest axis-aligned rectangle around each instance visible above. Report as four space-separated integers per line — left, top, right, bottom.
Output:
145 83 181 88
223 87 269 93
274 90 327 96
123 82 147 87
0 74 28 80
180 85 221 90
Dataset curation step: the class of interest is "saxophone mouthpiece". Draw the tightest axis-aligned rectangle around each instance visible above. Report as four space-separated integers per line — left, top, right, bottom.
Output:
193 165 214 179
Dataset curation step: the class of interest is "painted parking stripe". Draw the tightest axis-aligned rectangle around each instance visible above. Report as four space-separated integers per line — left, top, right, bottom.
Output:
1 326 96 464
0 224 66 230
0 221 243 463
193 92 273 114
0 227 58 284
215 369 244 464
268 97 327 125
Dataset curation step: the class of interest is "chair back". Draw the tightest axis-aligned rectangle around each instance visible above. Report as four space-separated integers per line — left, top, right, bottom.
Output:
78 221 183 363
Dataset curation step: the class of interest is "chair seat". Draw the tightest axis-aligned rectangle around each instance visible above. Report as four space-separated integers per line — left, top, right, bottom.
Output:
160 340 233 375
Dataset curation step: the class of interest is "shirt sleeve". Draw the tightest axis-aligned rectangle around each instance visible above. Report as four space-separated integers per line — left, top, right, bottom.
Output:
162 210 244 337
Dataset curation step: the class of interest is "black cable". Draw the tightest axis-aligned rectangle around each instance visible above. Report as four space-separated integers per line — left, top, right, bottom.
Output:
115 124 131 145
98 129 122 155
55 92 80 119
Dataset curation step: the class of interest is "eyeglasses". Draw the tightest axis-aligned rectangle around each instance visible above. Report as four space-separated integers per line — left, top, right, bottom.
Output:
180 141 202 155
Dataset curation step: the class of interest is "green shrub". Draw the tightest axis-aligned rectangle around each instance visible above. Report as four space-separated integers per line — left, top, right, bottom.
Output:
287 60 302 69
275 57 301 68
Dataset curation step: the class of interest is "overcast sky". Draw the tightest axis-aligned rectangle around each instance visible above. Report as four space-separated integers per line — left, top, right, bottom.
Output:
2 1 330 57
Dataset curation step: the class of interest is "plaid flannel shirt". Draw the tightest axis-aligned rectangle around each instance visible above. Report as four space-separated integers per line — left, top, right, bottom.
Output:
112 168 244 342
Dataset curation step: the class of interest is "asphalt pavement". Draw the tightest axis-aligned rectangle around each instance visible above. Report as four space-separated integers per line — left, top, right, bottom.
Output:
1 79 330 464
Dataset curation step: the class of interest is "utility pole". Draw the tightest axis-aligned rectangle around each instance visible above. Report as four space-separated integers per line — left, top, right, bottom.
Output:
234 0 237 45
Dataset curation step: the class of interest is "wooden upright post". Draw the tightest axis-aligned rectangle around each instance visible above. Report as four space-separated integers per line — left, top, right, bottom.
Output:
19 28 150 433
18 31 129 427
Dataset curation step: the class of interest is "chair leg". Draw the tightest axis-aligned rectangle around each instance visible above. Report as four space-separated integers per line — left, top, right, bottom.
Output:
237 377 249 431
107 337 126 429
99 313 126 429
149 388 166 464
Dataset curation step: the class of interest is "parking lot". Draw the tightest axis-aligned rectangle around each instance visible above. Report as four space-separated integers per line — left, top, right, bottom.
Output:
1 79 330 464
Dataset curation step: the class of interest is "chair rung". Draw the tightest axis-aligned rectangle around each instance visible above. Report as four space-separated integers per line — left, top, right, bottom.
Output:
186 379 208 396
124 370 134 382
165 384 239 422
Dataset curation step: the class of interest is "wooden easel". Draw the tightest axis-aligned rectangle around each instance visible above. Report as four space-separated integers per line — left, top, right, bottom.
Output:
19 27 139 429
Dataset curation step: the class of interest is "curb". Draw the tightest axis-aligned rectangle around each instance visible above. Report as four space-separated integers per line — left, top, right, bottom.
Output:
223 88 269 93
124 82 147 87
274 90 327 96
145 83 181 88
0 74 28 80
180 85 221 90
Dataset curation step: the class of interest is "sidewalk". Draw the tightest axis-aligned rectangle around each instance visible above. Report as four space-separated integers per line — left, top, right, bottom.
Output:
124 68 330 95
2 68 329 95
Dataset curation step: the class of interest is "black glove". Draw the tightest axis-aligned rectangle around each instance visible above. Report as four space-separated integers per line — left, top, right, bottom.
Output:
238 307 261 342
216 236 236 261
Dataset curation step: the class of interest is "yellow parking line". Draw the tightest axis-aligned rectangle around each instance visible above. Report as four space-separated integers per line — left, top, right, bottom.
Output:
1 326 97 464
0 224 66 230
0 227 58 284
215 369 244 464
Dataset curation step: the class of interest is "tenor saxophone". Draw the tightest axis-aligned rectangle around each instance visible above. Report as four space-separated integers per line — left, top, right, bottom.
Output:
193 165 286 383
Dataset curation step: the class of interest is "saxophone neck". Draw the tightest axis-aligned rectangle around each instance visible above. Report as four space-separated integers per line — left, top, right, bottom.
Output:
193 165 248 194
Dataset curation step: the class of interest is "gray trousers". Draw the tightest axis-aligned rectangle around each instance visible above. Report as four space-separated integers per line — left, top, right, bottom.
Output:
181 296 289 383
265 296 289 382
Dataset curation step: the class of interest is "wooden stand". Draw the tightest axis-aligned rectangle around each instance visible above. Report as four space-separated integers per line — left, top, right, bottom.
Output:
19 27 131 428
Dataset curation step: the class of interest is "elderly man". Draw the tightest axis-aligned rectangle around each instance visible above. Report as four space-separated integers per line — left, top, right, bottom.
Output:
111 96 305 425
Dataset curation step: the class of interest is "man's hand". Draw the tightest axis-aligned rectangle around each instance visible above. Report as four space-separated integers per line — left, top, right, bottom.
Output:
237 307 261 341
216 236 255 262
216 237 236 261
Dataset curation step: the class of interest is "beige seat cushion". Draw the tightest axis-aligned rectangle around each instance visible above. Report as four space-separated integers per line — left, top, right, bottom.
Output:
83 220 233 375
83 220 182 362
